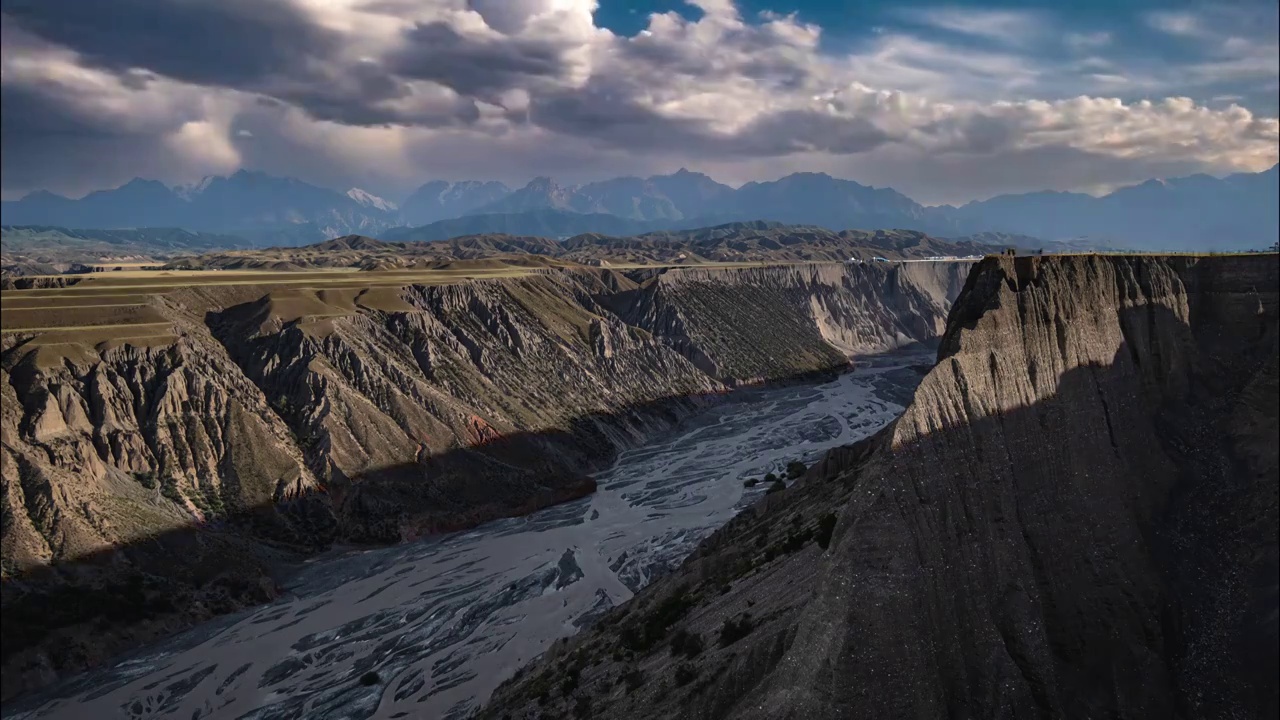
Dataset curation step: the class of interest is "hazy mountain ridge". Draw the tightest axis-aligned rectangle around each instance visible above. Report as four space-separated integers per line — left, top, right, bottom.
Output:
164 225 998 272
399 180 512 226
4 165 1276 251
951 164 1279 250
1 171 401 241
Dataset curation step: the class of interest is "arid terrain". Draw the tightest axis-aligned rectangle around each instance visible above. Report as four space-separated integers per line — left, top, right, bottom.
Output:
2 223 993 278
2 245 1275 720
484 253 1280 720
0 245 974 700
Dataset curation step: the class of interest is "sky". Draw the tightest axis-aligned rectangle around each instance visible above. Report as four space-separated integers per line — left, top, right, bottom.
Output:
0 0 1276 205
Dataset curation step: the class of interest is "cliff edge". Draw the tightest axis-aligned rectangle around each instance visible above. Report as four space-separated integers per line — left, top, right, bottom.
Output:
0 261 970 699
484 253 1279 720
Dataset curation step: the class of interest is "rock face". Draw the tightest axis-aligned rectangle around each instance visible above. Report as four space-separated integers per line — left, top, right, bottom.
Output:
605 262 965 383
0 261 970 699
483 254 1279 720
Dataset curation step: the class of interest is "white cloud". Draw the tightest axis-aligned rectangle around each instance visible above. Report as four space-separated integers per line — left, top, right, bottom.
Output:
1064 31 1111 50
899 7 1045 44
1 0 1276 203
1145 11 1203 38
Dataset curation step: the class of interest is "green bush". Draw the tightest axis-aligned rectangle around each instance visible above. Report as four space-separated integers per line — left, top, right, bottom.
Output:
669 629 704 659
785 461 807 479
719 613 754 647
560 672 579 696
622 668 646 694
131 470 157 489
816 513 838 550
765 480 786 495
159 476 183 503
673 663 699 687
187 486 226 518
742 478 758 488
619 585 695 652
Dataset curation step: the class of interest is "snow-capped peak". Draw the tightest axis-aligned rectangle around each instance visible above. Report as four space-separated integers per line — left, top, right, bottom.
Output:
172 175 217 200
346 187 398 211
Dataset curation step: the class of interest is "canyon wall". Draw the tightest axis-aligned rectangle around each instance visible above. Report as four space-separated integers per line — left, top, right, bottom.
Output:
0 261 970 698
485 254 1278 720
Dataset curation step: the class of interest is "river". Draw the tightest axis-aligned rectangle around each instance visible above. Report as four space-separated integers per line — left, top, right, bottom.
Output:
6 353 928 720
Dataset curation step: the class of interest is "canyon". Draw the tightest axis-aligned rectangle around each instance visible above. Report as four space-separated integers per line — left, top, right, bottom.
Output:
0 259 971 701
484 253 1279 720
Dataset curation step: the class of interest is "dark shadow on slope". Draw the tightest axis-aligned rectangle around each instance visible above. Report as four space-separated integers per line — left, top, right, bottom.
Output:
0 346 932 703
482 298 1277 720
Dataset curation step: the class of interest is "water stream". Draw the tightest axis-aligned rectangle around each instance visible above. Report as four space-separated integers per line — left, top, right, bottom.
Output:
7 353 928 720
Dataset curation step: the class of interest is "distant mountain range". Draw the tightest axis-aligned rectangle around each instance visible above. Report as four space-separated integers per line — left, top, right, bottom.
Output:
160 222 1007 273
2 165 1276 251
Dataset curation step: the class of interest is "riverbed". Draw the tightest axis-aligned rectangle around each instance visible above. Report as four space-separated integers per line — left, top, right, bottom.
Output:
7 354 928 720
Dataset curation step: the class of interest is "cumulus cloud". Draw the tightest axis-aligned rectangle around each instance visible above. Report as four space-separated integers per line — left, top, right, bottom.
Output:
0 0 1276 203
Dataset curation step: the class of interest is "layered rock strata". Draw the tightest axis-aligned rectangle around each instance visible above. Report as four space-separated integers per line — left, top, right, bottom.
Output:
485 254 1279 720
1 261 970 698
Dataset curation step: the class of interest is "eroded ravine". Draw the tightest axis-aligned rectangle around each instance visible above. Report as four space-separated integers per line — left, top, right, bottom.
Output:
2 262 971 699
4 354 929 720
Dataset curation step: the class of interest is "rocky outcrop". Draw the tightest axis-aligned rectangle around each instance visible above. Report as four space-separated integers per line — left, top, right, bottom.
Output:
484 254 1278 720
0 261 969 699
604 262 970 383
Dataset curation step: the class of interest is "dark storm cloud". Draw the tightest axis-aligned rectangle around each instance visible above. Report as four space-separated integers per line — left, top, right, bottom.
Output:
1 0 338 86
0 1 1273 202
1 1 491 129
530 79 893 160
730 111 895 155
921 112 1020 154
530 89 703 147
0 84 130 140
390 21 568 97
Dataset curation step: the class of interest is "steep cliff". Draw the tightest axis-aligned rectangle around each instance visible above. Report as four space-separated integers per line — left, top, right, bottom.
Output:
605 262 967 383
484 254 1279 720
0 261 969 699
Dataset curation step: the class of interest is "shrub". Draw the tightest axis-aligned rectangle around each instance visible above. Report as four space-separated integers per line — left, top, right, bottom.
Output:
779 533 802 554
719 613 754 647
559 660 583 696
669 629 704 659
619 585 695 652
622 668 646 694
816 513 838 550
765 480 786 495
560 671 579 696
159 476 184 503
763 472 778 483
132 470 157 489
785 461 807 479
742 478 758 488
188 487 226 518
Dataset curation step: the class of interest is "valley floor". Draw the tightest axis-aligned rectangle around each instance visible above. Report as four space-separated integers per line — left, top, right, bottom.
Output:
2 355 928 720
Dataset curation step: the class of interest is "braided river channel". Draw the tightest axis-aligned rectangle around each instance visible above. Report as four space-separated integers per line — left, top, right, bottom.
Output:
8 353 929 720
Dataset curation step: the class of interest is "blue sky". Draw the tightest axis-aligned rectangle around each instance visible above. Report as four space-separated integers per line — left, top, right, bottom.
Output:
1 0 1276 203
596 0 1279 113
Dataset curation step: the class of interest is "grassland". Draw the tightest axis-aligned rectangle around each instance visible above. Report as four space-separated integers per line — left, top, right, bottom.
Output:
0 256 851 338
0 266 550 337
